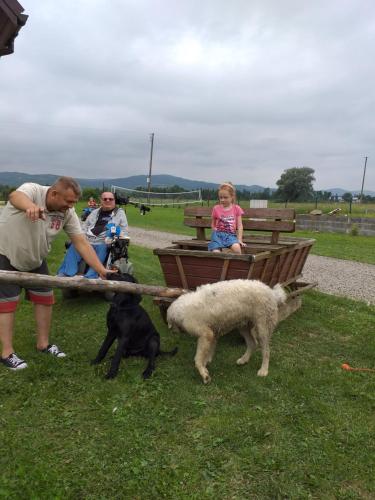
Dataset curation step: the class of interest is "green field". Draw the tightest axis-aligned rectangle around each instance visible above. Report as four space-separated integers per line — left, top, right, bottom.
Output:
1 214 375 498
268 201 375 218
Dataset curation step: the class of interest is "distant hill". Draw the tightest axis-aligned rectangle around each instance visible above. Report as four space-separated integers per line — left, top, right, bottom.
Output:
0 171 373 196
0 172 268 193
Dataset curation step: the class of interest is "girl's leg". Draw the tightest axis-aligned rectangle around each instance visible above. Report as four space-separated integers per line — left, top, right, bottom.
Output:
230 243 242 254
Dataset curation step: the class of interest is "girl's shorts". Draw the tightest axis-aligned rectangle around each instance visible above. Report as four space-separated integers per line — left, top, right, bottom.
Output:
208 231 239 251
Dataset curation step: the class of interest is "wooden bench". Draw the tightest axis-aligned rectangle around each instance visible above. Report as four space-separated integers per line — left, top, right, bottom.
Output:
172 206 296 249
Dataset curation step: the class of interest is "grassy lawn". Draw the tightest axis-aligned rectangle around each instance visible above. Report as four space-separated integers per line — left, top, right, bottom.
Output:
1 237 375 499
291 231 375 264
267 201 375 218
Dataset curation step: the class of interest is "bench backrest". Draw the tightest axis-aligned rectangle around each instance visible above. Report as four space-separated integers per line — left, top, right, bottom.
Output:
184 206 296 244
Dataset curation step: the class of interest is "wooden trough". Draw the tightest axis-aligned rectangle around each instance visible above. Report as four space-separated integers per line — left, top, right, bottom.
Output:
153 206 316 321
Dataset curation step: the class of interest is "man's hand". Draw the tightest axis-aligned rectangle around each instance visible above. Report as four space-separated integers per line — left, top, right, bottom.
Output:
8 191 46 221
25 205 46 222
99 268 117 280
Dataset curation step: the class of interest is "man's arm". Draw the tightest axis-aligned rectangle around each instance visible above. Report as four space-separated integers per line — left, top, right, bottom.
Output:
69 233 113 279
8 190 45 222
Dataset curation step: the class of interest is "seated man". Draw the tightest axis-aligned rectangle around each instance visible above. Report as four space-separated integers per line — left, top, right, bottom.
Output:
58 192 128 279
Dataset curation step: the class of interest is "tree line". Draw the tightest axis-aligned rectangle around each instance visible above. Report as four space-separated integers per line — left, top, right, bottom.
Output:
127 168 375 203
1 168 374 203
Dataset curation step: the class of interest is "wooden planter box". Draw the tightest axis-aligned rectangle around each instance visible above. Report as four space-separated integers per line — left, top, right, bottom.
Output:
153 207 316 322
154 236 315 290
154 206 315 290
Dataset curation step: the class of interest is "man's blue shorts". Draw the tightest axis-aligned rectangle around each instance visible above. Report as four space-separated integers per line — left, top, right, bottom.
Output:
208 231 239 251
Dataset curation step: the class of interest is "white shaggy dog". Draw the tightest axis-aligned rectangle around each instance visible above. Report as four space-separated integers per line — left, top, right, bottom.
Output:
167 279 286 384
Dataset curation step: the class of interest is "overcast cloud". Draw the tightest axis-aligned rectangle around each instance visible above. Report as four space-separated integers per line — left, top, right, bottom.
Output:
1 0 374 191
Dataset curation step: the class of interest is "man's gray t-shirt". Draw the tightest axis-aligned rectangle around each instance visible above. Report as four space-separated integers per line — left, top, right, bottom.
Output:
0 183 82 271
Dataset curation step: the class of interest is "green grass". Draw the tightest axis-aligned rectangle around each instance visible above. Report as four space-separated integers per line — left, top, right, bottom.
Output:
1 239 375 499
293 231 375 264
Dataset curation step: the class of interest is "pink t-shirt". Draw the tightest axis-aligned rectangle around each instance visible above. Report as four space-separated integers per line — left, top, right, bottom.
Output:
212 204 244 234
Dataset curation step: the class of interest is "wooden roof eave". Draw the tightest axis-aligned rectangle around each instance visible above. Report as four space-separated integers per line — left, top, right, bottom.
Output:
0 0 28 57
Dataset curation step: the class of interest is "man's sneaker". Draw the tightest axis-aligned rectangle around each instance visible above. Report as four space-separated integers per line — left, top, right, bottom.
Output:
39 344 66 358
1 353 28 370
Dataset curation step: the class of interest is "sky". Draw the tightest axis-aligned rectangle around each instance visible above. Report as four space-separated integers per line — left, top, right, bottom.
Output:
1 0 375 192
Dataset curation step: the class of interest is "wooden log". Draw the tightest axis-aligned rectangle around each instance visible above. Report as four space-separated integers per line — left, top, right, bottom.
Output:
0 270 185 298
287 281 318 298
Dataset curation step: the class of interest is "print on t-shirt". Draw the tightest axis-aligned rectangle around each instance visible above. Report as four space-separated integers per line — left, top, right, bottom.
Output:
49 214 64 232
217 214 236 233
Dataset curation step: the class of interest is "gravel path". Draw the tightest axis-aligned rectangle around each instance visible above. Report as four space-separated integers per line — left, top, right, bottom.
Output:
130 227 375 305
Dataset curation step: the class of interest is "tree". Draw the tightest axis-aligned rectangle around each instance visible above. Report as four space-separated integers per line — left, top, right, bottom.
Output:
0 184 16 201
342 192 353 202
315 190 332 201
82 187 102 200
275 167 315 202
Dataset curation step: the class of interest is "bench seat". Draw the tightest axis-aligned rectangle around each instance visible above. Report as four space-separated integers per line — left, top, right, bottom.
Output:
183 206 296 244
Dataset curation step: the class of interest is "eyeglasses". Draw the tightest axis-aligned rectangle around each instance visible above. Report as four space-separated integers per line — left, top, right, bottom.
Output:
102 198 115 201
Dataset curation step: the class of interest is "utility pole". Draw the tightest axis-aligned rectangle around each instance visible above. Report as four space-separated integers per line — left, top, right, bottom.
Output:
359 156 368 203
147 133 154 194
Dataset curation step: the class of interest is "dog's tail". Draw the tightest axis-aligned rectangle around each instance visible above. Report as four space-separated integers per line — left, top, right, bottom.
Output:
272 284 287 305
159 347 178 357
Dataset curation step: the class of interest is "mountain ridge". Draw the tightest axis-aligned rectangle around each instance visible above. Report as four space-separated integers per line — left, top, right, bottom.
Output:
0 171 373 196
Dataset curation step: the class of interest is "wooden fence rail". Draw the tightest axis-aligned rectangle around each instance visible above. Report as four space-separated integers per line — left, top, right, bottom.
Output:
0 270 185 298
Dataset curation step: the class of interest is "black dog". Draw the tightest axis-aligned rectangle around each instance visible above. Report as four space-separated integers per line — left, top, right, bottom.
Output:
91 273 177 379
139 204 151 215
114 193 151 216
109 237 129 264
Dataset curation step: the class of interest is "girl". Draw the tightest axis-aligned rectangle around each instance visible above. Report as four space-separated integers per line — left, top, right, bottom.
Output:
208 182 245 254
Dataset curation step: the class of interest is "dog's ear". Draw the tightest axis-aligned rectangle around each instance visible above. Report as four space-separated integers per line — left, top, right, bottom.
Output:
114 291 142 307
107 272 137 283
107 272 122 281
123 273 138 284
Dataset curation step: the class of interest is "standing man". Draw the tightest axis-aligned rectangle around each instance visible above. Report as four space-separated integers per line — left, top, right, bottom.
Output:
0 177 111 371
